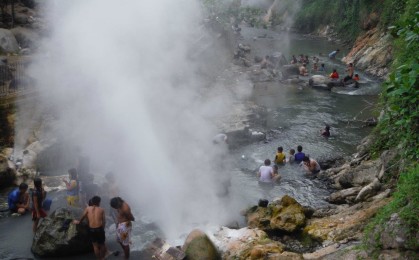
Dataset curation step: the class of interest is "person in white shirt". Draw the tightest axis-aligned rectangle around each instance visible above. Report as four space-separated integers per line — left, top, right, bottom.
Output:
257 159 274 183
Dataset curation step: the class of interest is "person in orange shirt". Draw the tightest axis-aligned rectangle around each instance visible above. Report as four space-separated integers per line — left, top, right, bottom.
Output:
329 69 339 79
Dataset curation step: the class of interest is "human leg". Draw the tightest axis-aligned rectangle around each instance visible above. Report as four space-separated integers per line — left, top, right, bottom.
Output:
118 242 130 259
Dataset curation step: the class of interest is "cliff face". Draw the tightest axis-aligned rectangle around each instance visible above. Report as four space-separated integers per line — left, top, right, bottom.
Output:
343 28 393 78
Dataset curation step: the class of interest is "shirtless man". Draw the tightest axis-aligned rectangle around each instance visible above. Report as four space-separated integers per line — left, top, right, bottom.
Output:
110 197 135 259
302 156 321 174
299 63 308 76
74 196 108 260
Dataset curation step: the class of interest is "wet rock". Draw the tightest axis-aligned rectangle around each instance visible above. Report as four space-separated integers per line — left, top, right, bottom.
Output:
281 65 299 79
21 0 37 8
327 187 362 204
304 198 390 242
212 227 289 260
182 229 220 260
355 178 381 202
0 154 16 189
11 27 40 49
246 195 306 233
0 29 20 53
308 75 331 90
31 207 92 257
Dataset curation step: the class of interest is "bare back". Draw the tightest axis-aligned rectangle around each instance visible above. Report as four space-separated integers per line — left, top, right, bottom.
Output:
85 206 105 228
117 202 134 223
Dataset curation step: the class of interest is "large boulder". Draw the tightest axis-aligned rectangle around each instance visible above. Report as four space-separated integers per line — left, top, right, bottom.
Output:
211 227 297 260
182 229 220 260
308 75 331 90
281 64 299 79
246 195 306 233
11 27 40 49
0 29 20 53
337 159 381 188
31 207 92 257
0 154 16 189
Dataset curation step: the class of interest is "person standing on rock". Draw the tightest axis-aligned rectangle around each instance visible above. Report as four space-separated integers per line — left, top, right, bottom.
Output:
111 197 135 259
32 177 47 233
63 168 79 207
73 196 115 260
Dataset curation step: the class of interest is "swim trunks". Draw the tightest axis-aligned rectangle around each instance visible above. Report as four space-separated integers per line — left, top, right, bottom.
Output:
116 221 132 246
89 227 106 244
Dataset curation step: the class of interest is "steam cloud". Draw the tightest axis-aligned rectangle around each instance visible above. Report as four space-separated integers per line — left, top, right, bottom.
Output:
20 0 253 242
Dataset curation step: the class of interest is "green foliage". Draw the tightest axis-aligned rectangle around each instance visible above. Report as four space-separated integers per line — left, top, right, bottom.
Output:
364 165 419 249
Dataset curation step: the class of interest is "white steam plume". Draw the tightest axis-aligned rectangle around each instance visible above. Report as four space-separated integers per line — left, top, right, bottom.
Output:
23 0 252 241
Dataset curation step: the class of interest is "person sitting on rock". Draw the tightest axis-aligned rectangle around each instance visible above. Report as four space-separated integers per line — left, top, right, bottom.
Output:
321 125 331 137
257 159 274 183
63 168 79 207
8 183 30 215
329 69 339 80
302 156 321 174
299 63 308 76
294 145 305 163
274 146 286 165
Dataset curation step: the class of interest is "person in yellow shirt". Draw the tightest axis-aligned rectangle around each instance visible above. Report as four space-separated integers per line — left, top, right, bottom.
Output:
63 168 79 207
274 147 286 165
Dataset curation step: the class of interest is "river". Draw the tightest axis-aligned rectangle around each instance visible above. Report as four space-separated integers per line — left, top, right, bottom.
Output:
0 28 379 259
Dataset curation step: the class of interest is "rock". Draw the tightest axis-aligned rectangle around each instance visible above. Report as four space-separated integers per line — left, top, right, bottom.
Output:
308 75 331 90
371 188 392 201
356 135 374 157
0 29 20 53
212 227 288 260
281 65 300 79
0 154 16 189
11 27 40 49
31 207 92 257
247 195 306 233
337 159 381 188
21 0 36 8
0 64 14 82
327 187 362 204
355 178 381 202
182 229 220 260
270 52 288 68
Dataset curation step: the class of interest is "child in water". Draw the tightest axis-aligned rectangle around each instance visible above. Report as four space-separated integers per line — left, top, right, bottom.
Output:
287 149 295 164
274 147 286 165
272 165 281 183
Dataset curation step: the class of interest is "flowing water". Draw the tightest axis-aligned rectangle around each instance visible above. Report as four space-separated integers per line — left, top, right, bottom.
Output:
0 28 380 259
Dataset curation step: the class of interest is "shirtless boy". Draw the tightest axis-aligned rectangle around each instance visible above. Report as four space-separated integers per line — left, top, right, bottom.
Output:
110 197 135 259
74 196 107 260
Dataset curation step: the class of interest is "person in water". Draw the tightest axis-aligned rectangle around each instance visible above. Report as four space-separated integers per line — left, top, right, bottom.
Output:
294 145 305 163
257 159 274 183
8 182 30 214
32 177 47 233
74 196 116 260
287 149 295 164
272 164 281 183
63 168 79 207
299 63 308 76
274 146 286 165
328 49 339 59
318 63 326 73
329 69 339 80
291 55 298 64
343 63 355 85
111 197 135 259
353 74 360 81
321 125 331 137
303 156 321 174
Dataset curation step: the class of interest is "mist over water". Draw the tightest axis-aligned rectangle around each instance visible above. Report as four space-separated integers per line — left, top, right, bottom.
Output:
19 0 252 241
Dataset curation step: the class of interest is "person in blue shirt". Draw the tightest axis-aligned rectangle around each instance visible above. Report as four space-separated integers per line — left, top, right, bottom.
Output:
8 183 30 214
294 145 306 163
328 49 340 59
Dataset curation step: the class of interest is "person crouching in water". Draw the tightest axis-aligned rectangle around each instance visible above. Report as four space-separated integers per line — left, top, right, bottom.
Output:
74 196 110 260
302 156 321 175
272 165 281 183
321 125 331 137
257 159 274 186
8 182 30 215
32 178 47 233
111 197 135 259
63 168 79 207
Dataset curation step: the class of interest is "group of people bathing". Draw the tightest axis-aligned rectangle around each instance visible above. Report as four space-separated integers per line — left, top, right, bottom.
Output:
7 169 135 259
293 49 360 86
257 145 321 185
